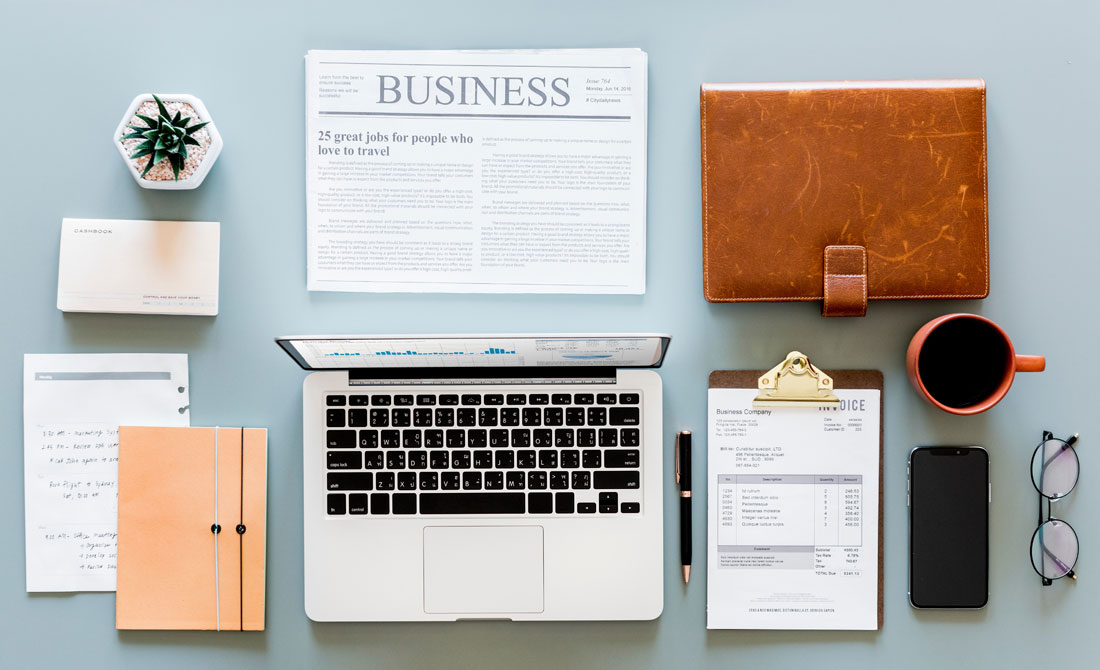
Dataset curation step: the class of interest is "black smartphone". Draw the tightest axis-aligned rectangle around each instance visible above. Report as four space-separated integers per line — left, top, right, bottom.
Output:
908 446 989 608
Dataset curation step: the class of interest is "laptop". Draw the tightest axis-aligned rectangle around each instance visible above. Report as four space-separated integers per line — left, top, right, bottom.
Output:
276 333 671 621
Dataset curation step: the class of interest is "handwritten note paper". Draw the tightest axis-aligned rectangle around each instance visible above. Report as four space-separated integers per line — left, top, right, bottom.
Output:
23 354 189 592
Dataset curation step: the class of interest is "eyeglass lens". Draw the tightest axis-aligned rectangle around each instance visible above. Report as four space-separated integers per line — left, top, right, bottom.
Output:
1031 439 1079 500
1031 519 1078 580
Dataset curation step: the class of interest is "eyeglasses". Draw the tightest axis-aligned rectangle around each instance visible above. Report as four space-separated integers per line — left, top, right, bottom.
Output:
1030 431 1080 585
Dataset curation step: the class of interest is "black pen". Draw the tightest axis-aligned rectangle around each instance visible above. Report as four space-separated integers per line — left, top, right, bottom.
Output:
676 430 692 584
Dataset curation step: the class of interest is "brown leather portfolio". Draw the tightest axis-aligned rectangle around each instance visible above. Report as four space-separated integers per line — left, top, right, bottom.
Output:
700 79 988 316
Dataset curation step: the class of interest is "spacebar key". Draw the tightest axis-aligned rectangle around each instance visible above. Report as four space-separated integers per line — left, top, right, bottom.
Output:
419 493 526 514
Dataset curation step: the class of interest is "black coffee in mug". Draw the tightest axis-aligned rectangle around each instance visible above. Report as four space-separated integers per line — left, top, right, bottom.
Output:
917 318 1009 408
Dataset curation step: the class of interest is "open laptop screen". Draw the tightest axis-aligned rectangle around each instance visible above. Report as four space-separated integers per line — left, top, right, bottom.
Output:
277 335 670 370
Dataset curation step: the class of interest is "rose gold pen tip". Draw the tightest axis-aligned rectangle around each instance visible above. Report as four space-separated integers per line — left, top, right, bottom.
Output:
682 565 691 583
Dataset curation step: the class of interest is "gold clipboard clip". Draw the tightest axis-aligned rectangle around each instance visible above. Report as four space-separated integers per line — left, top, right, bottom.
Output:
753 351 839 408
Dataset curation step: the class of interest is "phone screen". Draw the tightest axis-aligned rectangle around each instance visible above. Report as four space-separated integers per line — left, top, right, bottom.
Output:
909 447 989 608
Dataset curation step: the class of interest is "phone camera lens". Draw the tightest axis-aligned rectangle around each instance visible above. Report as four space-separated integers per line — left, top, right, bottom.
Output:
956 449 962 455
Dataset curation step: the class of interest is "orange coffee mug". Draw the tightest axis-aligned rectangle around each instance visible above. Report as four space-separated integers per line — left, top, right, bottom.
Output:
906 313 1045 415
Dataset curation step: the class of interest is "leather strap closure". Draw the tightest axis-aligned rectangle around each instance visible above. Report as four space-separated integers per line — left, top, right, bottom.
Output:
822 245 867 317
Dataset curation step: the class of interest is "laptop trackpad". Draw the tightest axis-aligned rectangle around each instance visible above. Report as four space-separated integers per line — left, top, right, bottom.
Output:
423 526 544 615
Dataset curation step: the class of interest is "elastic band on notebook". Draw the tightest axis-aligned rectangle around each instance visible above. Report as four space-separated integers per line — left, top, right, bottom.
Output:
213 426 221 632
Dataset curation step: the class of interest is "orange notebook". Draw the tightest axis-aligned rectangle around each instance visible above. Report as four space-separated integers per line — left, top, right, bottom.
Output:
116 426 267 630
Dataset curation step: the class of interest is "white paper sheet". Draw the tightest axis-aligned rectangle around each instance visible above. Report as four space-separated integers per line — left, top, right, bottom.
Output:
23 354 190 592
305 49 648 294
707 388 880 630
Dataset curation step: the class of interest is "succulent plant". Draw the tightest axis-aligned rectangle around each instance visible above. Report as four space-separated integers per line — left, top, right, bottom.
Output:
121 94 209 180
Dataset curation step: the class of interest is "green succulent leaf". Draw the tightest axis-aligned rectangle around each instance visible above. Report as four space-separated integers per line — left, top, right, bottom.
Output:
140 155 157 177
134 114 158 128
185 121 210 135
121 131 146 140
153 94 170 119
183 135 200 146
168 153 183 180
130 146 155 160
172 111 182 124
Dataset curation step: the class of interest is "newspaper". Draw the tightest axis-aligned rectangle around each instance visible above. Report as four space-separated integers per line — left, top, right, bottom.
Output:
305 49 647 293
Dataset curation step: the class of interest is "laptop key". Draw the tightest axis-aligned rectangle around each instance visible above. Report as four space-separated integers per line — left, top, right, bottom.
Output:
376 472 395 490
484 394 505 405
435 408 454 427
371 395 391 406
577 429 596 447
605 450 640 468
571 471 591 489
511 429 531 448
543 407 564 426
326 409 345 427
452 452 471 469
327 429 355 448
599 492 619 513
327 494 346 515
348 409 368 427
369 409 389 427
489 429 509 447
532 429 552 448
582 450 601 469
394 395 414 406
327 451 361 469
385 452 405 469
473 450 493 469
398 472 417 490
587 407 607 426
446 430 466 449
392 493 417 514
539 450 558 468
348 493 368 514
419 492 525 514
457 408 476 427
620 428 640 447
478 408 498 426
327 395 346 406
350 395 370 406
468 429 488 448
598 428 618 447
506 394 526 405
408 451 428 469
462 472 482 490
380 430 399 449
517 450 537 468
555 429 575 447
429 450 449 469
574 393 594 405
578 502 597 514
413 408 433 427
594 471 640 489
565 408 586 426
495 451 515 469
425 430 444 448
364 452 384 469
621 502 640 513
500 408 520 426
370 493 390 514
392 408 411 427
529 394 549 406
416 394 437 406
609 407 640 426
550 472 569 489
328 472 373 491
619 393 640 405
555 492 575 513
419 472 438 490
528 472 547 489
522 408 542 426
528 492 553 513
551 393 571 405
402 430 422 449
561 450 580 469
441 472 460 490
506 472 525 490
439 394 459 406
461 394 481 406
597 393 617 405
485 471 504 489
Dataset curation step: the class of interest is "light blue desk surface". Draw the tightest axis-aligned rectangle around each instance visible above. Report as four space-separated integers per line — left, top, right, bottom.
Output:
2 1 1095 667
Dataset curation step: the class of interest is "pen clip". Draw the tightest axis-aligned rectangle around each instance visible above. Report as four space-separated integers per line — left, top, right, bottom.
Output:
674 433 681 485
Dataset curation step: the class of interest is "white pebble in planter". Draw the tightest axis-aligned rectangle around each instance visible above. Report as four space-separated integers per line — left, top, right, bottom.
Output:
114 93 223 190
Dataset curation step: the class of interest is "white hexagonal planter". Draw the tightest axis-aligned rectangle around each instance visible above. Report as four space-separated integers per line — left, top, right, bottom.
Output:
114 93 223 190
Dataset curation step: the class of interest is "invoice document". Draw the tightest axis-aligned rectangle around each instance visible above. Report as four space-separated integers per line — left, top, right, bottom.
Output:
707 388 880 630
23 354 190 591
305 49 647 294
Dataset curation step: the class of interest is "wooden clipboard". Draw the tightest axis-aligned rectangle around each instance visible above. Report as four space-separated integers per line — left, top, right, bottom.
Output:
709 361 884 629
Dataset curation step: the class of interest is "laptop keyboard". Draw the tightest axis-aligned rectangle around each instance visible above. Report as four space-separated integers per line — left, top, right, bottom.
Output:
324 391 643 516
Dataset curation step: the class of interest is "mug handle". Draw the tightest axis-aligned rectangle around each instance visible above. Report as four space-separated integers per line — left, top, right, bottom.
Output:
1016 355 1046 373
